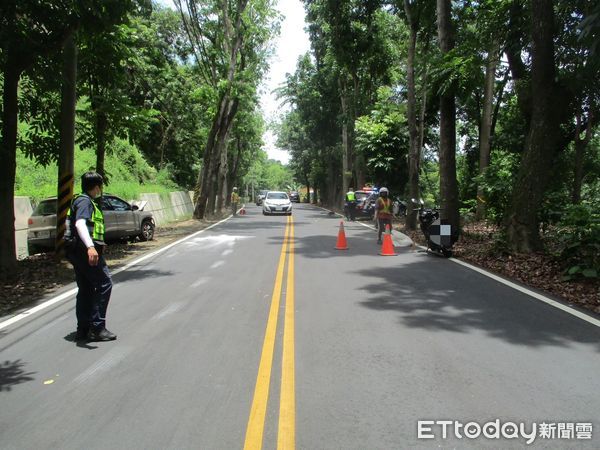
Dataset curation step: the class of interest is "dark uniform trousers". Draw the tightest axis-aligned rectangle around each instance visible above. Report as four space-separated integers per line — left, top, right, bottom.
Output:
67 249 113 331
378 217 392 241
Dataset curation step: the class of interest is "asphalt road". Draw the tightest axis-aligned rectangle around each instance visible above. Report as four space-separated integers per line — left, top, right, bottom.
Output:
1 203 599 450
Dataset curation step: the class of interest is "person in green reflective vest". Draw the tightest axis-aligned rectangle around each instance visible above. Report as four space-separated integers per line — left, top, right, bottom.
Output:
65 172 116 342
345 187 357 221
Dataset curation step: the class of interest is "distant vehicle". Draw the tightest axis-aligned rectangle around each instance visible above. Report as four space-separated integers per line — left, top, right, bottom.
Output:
27 194 155 254
289 191 300 202
262 191 292 216
256 190 268 206
351 190 376 219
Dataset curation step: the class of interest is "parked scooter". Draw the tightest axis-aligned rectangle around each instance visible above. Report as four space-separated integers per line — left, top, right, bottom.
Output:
411 198 454 257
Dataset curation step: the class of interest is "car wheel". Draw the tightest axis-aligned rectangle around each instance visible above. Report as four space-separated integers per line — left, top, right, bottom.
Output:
139 219 155 241
27 243 40 255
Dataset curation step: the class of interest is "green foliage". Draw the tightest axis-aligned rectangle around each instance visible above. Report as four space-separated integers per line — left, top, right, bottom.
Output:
243 150 294 192
419 159 440 206
551 204 600 281
476 150 520 224
15 137 180 201
355 86 409 192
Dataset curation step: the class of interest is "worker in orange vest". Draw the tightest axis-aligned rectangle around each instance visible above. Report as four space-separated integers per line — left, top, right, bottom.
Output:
376 187 393 244
231 187 240 216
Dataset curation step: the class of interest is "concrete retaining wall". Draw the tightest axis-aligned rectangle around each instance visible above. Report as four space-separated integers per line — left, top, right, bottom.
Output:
137 191 194 226
14 196 34 259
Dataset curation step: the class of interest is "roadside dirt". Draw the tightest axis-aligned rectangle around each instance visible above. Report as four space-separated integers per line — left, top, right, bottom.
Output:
0 216 226 317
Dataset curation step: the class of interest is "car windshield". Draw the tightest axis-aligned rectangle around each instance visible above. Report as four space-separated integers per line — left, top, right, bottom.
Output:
354 192 369 201
33 200 57 215
266 192 288 200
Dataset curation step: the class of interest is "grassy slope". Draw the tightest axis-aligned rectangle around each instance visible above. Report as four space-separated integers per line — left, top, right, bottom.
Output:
15 137 181 201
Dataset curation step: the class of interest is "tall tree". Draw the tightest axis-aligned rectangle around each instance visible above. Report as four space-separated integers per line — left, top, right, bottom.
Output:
0 0 131 275
402 0 421 230
476 43 500 220
505 0 561 252
176 0 276 218
436 0 460 238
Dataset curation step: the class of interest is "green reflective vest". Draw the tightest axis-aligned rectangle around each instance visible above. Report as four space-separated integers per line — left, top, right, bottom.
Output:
346 191 356 201
66 194 105 243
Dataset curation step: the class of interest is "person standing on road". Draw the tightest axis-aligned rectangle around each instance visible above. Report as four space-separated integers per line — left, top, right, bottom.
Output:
231 187 240 216
345 187 357 221
65 172 116 342
376 187 393 244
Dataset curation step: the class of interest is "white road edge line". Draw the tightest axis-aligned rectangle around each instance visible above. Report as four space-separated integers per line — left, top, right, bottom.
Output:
311 204 600 328
0 214 234 332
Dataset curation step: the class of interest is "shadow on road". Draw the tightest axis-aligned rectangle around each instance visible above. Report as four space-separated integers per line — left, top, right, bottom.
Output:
0 359 36 391
63 332 99 350
114 268 176 284
286 233 383 259
355 261 600 350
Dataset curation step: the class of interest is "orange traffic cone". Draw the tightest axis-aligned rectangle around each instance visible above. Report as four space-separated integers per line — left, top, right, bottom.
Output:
380 224 397 256
335 221 349 250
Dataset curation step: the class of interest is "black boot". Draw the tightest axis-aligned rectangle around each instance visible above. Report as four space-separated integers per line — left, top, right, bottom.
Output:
88 328 117 341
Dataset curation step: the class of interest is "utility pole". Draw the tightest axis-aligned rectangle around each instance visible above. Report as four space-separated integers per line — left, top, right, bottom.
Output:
56 34 77 257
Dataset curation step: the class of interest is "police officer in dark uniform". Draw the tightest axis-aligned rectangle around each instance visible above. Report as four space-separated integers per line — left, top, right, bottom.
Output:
65 172 116 342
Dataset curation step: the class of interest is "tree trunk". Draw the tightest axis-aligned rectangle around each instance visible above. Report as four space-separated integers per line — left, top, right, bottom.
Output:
436 0 460 239
95 110 108 181
339 78 352 207
56 35 78 256
476 43 499 220
0 60 21 276
305 175 311 203
506 0 559 252
404 0 420 231
216 98 239 213
194 92 229 219
226 137 243 208
572 110 594 204
572 139 585 204
327 160 337 207
505 0 532 128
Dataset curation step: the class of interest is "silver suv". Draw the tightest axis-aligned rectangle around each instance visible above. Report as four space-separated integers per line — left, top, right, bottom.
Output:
27 195 155 254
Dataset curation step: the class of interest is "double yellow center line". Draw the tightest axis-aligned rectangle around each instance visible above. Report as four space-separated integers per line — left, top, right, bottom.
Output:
244 215 296 450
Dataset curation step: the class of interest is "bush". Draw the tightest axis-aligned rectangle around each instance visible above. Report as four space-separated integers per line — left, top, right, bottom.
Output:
552 204 600 281
476 150 519 224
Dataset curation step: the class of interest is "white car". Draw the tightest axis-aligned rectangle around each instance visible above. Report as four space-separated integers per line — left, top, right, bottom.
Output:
262 191 292 216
